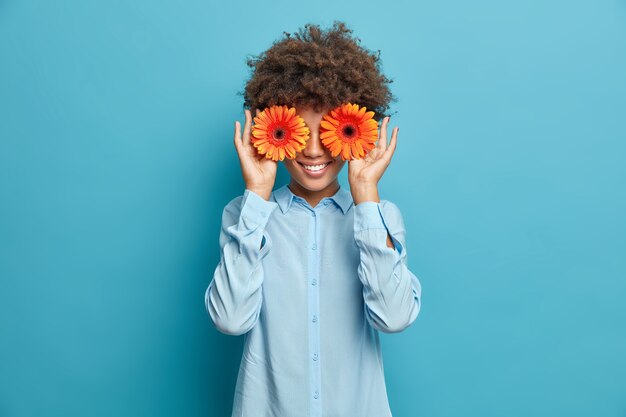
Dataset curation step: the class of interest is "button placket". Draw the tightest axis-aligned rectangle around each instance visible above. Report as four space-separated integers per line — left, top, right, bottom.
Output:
307 209 322 414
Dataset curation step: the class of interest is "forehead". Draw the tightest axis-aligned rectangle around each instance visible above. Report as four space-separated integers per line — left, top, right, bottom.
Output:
295 106 330 120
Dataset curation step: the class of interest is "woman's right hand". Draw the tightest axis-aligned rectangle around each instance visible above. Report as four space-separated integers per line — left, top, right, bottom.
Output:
234 108 277 201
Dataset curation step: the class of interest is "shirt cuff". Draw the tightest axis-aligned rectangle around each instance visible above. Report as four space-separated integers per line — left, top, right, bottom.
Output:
240 188 279 229
354 201 387 232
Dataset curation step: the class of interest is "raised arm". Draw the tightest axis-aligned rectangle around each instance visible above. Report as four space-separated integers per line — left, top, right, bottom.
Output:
353 200 422 333
204 189 278 335
205 108 279 335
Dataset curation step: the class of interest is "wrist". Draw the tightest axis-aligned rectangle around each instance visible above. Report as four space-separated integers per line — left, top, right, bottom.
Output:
351 183 380 205
246 187 272 201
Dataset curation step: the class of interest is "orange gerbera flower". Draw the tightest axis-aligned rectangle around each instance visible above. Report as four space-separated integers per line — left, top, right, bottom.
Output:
320 102 379 160
251 105 310 161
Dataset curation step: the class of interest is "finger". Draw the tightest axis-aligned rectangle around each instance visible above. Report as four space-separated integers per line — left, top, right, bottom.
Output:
234 120 242 148
366 147 380 161
243 109 252 146
384 126 398 162
378 117 389 154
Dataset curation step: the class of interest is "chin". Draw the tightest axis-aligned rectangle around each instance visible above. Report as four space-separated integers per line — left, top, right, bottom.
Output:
294 178 335 192
292 171 336 191
284 159 344 192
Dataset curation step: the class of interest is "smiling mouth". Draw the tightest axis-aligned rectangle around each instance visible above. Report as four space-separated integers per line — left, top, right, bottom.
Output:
298 161 332 172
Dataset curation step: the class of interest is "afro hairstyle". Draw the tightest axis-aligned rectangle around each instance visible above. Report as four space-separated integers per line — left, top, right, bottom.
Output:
238 20 397 121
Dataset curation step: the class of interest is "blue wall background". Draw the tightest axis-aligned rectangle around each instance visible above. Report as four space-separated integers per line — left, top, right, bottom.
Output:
1 1 625 416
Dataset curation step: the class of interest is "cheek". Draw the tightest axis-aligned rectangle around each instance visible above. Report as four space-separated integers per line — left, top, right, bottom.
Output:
284 160 301 175
332 160 346 173
284 160 296 171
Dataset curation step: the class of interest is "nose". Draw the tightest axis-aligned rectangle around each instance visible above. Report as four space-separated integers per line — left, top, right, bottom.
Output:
302 128 326 158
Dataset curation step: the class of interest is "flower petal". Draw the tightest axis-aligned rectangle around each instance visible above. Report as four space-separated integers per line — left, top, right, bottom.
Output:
320 120 338 131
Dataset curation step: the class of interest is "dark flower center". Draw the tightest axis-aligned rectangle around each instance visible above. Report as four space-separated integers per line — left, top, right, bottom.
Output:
342 124 356 137
273 128 285 141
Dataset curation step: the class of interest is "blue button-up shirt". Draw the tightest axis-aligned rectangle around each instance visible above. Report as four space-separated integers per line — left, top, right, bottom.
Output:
205 184 422 417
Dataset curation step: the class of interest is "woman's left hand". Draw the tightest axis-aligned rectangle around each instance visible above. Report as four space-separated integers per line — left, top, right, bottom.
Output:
348 116 398 204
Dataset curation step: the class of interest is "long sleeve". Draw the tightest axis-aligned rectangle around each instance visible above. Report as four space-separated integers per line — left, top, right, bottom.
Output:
353 200 422 333
205 189 279 336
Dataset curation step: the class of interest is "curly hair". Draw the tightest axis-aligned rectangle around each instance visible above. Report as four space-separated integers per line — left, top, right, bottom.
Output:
238 21 397 121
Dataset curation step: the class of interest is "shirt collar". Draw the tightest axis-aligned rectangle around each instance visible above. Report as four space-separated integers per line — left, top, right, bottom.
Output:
273 184 353 215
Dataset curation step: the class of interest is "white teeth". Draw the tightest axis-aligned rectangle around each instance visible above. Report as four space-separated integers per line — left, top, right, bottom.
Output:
302 163 329 172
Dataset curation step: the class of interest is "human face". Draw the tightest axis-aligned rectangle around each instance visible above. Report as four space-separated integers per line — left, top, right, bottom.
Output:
282 106 347 205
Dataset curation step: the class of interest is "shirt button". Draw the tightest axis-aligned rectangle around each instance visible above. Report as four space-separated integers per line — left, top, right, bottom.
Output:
312 353 318 361
313 391 319 399
312 315 317 323
312 243 317 250
311 279 317 286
